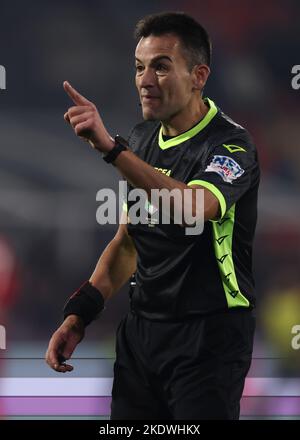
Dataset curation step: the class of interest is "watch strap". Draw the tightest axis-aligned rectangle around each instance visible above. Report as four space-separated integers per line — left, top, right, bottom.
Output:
103 135 128 164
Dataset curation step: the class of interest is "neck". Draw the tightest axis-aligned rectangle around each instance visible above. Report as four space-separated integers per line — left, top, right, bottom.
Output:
161 97 209 137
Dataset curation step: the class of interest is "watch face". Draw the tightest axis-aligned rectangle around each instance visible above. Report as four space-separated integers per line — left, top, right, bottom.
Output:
115 135 129 148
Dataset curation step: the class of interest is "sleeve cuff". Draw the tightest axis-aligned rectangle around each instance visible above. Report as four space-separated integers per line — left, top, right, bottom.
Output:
187 179 227 219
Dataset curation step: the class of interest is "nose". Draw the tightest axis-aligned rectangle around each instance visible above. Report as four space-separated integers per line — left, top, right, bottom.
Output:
138 67 157 89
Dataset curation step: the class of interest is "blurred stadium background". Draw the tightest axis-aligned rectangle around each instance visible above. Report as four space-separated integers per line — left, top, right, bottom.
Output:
0 0 299 419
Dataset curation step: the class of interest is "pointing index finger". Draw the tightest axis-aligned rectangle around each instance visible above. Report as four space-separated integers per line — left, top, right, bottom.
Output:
63 81 91 106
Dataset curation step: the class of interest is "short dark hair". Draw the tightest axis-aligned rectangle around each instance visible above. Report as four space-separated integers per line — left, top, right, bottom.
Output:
134 12 212 70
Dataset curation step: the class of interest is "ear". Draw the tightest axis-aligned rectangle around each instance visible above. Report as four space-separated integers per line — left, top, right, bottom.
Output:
191 65 210 91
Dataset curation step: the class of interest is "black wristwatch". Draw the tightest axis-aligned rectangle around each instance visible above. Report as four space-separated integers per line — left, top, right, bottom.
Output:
103 135 129 164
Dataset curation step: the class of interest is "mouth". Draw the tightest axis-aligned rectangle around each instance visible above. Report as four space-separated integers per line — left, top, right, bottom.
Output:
141 96 161 108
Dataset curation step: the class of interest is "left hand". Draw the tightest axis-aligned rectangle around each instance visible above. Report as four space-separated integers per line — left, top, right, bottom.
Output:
63 81 114 153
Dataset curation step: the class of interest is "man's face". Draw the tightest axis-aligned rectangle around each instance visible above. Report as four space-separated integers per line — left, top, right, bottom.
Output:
135 34 196 122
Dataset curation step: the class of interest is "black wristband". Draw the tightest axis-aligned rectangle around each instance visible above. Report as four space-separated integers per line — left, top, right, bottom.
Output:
63 281 105 326
103 135 128 164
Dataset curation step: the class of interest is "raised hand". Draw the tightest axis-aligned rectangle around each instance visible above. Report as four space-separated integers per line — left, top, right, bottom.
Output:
63 81 114 153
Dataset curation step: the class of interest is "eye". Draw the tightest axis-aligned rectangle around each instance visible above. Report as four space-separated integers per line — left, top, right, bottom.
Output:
155 63 168 74
135 65 144 75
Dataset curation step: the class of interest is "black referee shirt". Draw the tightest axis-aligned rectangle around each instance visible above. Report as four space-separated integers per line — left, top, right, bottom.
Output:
125 98 260 320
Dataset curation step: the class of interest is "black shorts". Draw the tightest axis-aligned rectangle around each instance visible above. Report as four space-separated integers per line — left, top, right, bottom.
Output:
110 308 255 420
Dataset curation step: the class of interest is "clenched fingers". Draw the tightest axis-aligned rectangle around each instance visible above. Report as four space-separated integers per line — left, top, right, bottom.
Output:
45 338 74 373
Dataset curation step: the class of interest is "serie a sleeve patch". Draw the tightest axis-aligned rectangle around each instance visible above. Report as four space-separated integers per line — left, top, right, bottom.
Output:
205 155 245 184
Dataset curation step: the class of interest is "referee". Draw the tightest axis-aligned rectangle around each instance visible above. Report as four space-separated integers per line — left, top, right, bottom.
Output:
46 12 260 420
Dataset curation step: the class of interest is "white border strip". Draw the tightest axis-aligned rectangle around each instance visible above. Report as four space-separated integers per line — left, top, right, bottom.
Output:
0 377 300 397
0 378 113 396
